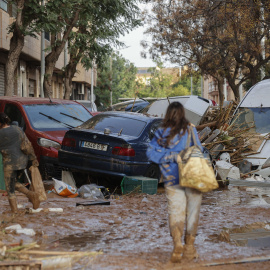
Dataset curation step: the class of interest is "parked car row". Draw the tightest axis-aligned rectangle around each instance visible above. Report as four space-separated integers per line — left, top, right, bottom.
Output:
0 97 93 179
3 85 269 187
0 95 212 186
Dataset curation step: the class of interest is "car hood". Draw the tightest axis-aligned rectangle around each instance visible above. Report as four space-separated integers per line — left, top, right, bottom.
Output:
36 130 67 144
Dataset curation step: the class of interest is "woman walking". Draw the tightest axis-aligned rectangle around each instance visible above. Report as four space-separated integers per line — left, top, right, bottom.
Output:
147 102 203 263
0 113 40 213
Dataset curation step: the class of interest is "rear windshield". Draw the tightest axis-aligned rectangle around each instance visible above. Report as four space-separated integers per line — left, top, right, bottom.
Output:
79 114 147 137
24 103 92 131
232 107 270 134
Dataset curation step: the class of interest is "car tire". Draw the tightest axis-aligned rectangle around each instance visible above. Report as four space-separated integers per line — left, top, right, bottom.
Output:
144 164 161 180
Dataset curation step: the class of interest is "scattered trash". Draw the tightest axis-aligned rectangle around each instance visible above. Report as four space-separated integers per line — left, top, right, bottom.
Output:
5 224 22 231
141 197 149 203
76 201 110 206
78 184 104 200
16 228 36 236
29 208 44 213
215 160 240 180
0 245 6 256
52 178 78 198
17 204 25 209
5 224 35 236
47 208 64 212
62 170 77 188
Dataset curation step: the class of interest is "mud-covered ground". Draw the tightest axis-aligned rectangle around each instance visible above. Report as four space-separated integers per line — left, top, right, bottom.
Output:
1 184 270 270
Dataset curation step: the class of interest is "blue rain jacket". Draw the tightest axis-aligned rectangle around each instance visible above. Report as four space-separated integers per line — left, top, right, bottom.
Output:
146 126 203 186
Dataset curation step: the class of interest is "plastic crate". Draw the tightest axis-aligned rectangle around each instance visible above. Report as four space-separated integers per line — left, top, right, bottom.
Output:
121 176 158 195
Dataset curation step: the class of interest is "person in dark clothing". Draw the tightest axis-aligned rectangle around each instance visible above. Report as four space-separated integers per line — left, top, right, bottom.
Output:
0 112 40 213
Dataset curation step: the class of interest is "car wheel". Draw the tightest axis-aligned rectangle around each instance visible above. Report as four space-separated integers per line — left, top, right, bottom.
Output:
144 164 160 180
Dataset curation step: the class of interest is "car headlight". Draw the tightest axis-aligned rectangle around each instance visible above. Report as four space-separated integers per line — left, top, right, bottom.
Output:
38 138 61 150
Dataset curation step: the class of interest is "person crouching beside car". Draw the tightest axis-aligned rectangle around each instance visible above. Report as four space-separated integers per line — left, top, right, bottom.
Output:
0 112 40 213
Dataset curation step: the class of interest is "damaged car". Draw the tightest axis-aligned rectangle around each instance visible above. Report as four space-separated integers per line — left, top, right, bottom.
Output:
140 95 211 126
0 97 93 179
58 112 162 185
232 79 270 179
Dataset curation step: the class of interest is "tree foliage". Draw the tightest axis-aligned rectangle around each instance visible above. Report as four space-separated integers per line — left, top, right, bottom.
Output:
143 0 270 102
95 52 138 108
40 0 141 98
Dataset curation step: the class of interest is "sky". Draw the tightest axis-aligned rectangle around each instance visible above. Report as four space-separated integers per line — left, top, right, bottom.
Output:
118 3 156 68
119 24 156 68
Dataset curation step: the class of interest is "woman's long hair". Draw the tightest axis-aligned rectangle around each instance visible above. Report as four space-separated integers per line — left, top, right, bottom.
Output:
161 102 190 147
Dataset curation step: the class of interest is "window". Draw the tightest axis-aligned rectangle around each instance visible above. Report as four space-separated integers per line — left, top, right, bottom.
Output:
80 114 147 137
0 0 7 11
232 107 270 134
23 103 92 131
45 32 50 41
4 104 26 130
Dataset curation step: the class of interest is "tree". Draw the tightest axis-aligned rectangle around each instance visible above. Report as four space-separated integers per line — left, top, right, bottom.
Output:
95 52 138 108
5 0 44 96
143 0 270 102
41 0 140 98
63 1 140 99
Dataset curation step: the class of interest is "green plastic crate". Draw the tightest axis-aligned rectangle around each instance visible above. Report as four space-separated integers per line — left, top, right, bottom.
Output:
121 176 158 195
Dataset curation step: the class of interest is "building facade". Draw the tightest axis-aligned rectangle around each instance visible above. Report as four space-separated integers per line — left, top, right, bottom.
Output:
0 1 96 100
202 76 245 104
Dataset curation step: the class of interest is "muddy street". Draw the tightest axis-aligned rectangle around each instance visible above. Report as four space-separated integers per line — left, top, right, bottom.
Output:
1 185 270 270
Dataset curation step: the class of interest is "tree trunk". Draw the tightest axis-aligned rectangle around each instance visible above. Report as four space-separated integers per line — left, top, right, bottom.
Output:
43 10 80 97
64 62 77 99
217 78 224 107
44 60 55 98
5 0 25 96
230 84 240 102
64 46 83 99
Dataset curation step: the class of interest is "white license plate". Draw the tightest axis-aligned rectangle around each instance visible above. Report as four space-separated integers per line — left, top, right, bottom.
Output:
82 141 108 151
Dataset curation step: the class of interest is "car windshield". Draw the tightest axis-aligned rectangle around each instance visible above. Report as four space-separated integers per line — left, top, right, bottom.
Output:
232 107 270 134
24 103 92 131
79 114 147 137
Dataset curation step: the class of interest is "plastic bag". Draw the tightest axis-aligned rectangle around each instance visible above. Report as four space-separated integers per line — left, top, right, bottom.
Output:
78 184 104 200
52 178 78 198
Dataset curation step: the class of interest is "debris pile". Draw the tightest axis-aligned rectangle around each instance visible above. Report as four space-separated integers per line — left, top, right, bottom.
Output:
197 102 270 179
0 241 101 269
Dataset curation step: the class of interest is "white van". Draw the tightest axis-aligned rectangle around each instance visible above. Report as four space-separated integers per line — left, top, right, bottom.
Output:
140 95 211 126
232 79 270 178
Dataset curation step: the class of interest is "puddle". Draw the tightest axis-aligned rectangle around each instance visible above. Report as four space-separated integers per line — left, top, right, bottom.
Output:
47 231 104 251
202 186 270 207
234 235 270 248
46 231 130 252
217 222 270 249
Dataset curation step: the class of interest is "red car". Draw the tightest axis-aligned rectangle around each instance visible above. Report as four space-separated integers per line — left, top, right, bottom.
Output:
0 97 93 179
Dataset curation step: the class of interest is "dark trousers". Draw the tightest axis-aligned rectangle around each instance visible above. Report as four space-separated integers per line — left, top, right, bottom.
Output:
4 169 25 199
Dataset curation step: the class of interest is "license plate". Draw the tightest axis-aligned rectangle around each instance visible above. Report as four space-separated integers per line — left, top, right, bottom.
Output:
82 141 108 151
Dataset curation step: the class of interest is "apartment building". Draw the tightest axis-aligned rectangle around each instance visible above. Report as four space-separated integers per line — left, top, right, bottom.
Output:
136 67 179 85
202 76 244 104
0 1 96 100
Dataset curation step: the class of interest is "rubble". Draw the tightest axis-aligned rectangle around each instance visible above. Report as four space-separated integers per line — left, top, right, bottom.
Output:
198 102 270 180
